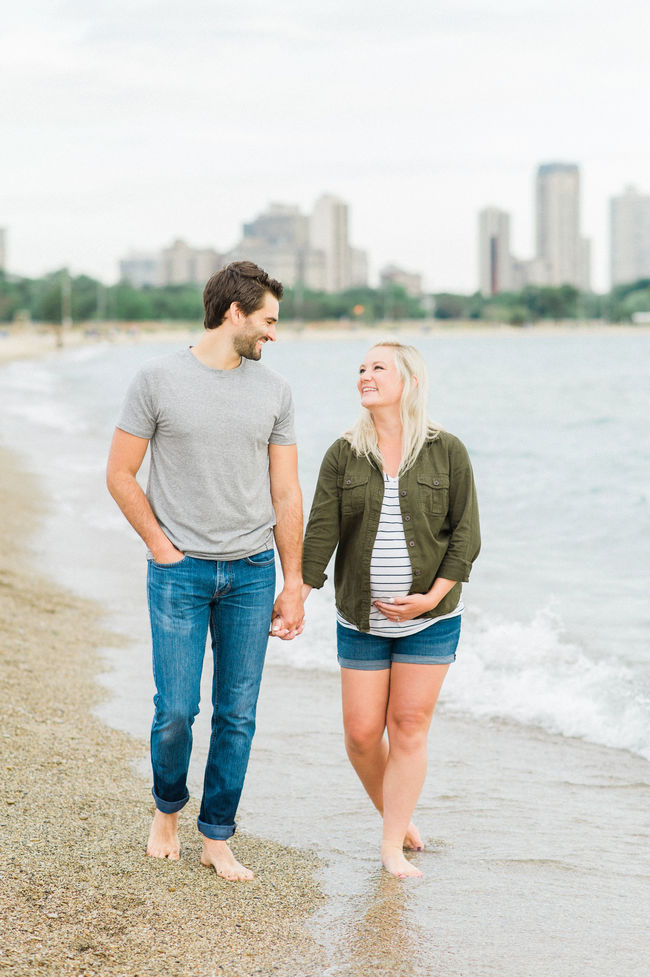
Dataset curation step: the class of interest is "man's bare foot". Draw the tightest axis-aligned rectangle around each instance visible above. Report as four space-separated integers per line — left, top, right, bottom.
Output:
381 842 423 879
403 821 424 851
147 810 180 859
200 837 254 882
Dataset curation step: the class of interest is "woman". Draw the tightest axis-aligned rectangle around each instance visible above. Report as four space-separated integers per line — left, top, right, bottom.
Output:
302 341 480 879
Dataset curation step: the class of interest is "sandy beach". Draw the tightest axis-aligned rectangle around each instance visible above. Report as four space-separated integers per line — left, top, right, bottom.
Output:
0 444 326 977
2 316 639 368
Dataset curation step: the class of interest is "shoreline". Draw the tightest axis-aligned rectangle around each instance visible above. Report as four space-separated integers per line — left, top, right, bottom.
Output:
1 317 648 363
0 443 325 977
2 325 649 976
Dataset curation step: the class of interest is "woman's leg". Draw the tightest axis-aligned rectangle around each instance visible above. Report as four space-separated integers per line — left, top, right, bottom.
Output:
340 666 391 812
381 662 450 878
340 666 425 850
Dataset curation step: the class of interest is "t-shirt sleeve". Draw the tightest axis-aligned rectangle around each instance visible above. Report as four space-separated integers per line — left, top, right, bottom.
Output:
269 382 296 445
116 368 157 439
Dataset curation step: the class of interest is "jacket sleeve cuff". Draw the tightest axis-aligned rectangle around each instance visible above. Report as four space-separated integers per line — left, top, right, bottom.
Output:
437 556 472 583
302 563 328 589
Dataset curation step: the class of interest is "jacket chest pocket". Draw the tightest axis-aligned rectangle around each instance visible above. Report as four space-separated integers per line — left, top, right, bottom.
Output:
340 473 369 514
417 473 449 514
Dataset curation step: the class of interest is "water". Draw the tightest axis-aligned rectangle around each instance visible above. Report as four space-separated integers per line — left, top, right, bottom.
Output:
1 326 649 975
2 328 647 759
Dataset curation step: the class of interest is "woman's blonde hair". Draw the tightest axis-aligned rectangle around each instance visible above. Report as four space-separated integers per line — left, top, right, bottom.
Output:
345 340 441 475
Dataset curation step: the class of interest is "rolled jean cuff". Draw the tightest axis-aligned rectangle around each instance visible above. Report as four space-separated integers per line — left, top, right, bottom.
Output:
197 817 236 841
152 788 190 814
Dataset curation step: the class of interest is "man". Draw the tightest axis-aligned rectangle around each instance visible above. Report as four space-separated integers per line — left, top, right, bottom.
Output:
106 261 304 882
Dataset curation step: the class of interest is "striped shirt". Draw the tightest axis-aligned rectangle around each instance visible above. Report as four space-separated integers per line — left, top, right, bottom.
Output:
338 473 462 637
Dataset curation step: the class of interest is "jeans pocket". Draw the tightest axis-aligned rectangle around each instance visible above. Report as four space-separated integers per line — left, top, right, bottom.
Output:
149 555 188 569
244 549 275 567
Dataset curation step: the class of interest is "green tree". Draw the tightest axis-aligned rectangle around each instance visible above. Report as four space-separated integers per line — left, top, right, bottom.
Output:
433 293 468 320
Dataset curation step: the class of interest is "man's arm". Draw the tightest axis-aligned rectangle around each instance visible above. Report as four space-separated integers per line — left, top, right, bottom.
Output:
106 428 183 564
268 442 304 640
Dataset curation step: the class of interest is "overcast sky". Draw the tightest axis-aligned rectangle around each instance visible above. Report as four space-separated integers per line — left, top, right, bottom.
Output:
2 0 649 292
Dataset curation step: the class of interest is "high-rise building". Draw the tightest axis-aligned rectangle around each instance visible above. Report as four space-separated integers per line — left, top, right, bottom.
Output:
350 247 369 289
231 203 326 290
120 240 224 287
535 162 591 290
243 203 309 251
310 194 351 293
119 251 160 287
478 207 512 295
117 192 369 295
159 239 223 286
380 264 423 298
610 185 650 286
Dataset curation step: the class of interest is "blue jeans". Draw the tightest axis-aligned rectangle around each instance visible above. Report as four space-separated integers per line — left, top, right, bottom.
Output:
146 550 275 840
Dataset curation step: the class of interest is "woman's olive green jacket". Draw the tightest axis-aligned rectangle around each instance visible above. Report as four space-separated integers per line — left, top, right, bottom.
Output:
302 433 481 632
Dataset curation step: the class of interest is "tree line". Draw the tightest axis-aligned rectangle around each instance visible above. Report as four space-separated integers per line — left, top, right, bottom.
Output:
0 269 648 325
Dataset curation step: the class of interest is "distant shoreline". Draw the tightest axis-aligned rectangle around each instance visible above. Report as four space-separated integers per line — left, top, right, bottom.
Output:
1 317 647 363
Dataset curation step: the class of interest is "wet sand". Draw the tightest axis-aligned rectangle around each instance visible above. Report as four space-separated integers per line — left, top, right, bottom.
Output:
0 445 325 977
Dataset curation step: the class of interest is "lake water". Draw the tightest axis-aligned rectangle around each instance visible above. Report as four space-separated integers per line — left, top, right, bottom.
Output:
1 325 648 976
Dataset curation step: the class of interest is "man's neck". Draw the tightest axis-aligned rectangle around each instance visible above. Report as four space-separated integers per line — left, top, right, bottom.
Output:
190 328 241 370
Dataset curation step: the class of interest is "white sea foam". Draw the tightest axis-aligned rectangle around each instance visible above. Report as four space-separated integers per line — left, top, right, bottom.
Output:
1 361 56 394
5 398 85 433
444 608 650 760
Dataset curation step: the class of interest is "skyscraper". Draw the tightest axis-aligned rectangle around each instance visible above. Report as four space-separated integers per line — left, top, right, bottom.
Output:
231 203 326 290
610 185 650 287
535 163 590 290
478 207 512 295
119 251 160 287
310 194 351 293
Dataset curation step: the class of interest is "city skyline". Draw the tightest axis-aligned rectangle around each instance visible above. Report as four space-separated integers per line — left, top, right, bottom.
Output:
119 194 374 293
2 1 649 292
479 168 650 297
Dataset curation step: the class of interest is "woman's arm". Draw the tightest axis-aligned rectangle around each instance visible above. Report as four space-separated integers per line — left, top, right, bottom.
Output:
302 441 343 589
436 443 481 583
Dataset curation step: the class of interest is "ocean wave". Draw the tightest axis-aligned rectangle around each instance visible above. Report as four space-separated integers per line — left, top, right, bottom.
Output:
4 399 85 434
269 601 650 762
445 608 650 761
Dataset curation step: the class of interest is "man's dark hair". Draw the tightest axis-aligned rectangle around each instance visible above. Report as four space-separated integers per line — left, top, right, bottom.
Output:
203 261 284 330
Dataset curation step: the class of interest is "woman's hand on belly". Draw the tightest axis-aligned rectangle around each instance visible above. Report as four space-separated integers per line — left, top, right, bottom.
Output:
374 593 438 623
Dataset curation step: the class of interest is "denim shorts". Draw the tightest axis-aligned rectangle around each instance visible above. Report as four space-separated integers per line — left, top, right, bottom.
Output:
337 615 461 670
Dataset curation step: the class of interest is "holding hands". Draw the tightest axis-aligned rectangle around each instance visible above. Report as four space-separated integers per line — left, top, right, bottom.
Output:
269 583 311 640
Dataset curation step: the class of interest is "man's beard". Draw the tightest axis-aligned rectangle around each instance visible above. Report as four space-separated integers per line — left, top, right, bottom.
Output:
233 331 263 361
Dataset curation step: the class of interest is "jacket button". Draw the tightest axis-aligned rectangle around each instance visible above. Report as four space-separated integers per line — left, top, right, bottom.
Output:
414 569 421 576
409 540 415 547
404 514 411 521
433 479 440 486
400 490 407 497
345 478 351 485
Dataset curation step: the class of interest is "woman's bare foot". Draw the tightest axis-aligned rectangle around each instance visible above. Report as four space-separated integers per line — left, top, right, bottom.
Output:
200 838 254 882
403 821 424 851
147 810 180 859
381 842 423 879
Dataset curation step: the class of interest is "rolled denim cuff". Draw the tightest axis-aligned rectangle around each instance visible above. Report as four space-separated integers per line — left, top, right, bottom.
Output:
197 817 236 841
152 788 190 814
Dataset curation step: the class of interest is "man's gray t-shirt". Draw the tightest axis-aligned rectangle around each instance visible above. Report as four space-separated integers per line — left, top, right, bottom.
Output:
117 348 296 560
